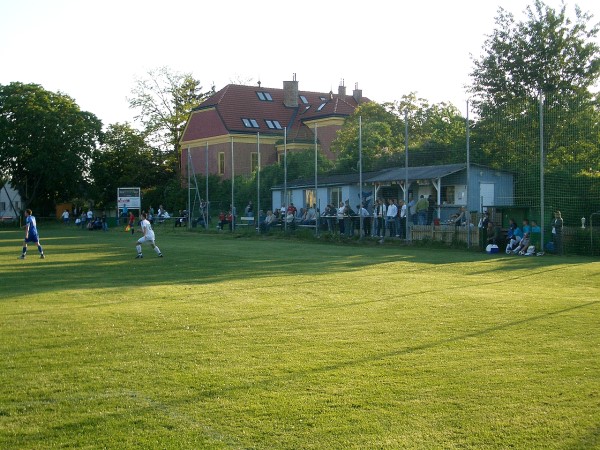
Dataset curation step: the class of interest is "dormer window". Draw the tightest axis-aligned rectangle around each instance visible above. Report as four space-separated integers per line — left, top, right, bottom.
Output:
265 120 283 130
242 118 260 128
256 91 273 101
299 95 308 104
317 103 327 111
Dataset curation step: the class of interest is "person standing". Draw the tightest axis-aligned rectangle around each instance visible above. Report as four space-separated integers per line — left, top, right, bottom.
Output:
135 212 163 259
551 210 564 255
399 199 407 239
386 199 397 237
61 209 70 225
416 195 429 225
128 211 135 235
19 209 45 259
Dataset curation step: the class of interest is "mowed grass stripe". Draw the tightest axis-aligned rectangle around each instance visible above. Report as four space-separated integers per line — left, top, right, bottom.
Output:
1 225 599 449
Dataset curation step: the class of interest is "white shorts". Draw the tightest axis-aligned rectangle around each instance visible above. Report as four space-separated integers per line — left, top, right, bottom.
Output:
137 233 155 244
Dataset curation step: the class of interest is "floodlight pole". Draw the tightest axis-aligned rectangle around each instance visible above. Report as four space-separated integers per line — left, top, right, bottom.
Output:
314 123 319 237
231 136 235 231
284 127 288 233
404 109 410 241
466 100 471 248
257 131 260 234
205 141 209 229
359 116 363 239
539 92 545 251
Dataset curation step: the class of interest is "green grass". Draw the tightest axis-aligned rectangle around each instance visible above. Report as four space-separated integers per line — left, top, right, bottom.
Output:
1 225 599 449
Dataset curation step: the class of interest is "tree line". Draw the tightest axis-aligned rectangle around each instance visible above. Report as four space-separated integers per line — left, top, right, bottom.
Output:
1 1 598 222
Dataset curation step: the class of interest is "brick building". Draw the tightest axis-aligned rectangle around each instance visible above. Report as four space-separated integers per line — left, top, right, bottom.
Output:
180 76 366 179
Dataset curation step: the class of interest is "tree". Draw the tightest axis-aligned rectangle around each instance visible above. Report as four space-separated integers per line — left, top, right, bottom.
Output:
331 102 403 172
0 82 102 214
469 0 600 219
89 123 162 208
391 93 467 166
470 0 600 105
128 67 214 174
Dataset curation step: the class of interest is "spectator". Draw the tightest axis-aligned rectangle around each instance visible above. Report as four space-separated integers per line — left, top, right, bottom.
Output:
374 199 386 238
61 209 70 225
262 210 275 233
398 199 407 239
551 210 563 255
386 199 397 237
244 201 254 218
357 204 370 236
486 221 500 245
128 211 135 235
416 195 428 225
427 195 436 225
337 201 345 235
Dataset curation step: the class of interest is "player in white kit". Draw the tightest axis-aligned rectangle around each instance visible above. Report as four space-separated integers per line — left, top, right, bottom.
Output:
135 212 163 258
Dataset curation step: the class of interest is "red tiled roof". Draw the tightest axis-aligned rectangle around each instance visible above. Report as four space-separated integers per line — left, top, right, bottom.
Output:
181 83 368 144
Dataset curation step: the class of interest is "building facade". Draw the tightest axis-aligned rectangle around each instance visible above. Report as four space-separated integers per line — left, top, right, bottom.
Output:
179 76 366 179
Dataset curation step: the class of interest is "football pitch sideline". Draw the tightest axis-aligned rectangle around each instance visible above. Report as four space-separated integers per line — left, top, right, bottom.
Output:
1 225 599 449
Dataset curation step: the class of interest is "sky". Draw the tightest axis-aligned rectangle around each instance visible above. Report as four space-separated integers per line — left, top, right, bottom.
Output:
1 0 598 128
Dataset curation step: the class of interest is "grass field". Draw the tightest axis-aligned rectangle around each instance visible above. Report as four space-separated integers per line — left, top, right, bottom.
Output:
1 224 599 449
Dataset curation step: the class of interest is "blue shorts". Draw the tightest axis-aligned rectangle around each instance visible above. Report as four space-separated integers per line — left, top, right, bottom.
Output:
25 232 39 243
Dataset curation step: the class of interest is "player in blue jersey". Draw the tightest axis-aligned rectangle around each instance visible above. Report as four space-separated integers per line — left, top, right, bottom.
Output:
19 209 45 259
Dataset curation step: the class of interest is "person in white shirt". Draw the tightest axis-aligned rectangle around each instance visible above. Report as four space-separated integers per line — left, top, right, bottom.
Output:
135 212 163 258
399 200 408 239
386 199 398 237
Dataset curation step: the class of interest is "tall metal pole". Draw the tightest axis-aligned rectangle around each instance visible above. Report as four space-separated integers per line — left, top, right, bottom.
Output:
187 146 191 230
314 123 319 237
257 132 260 234
284 127 288 233
404 109 410 241
231 136 235 231
359 116 363 239
466 100 471 248
539 92 545 249
205 142 209 229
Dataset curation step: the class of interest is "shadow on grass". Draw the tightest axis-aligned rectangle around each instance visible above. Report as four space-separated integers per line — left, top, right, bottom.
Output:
1 227 596 301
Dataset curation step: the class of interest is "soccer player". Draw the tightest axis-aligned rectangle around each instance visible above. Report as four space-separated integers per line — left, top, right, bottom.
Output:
135 212 163 258
19 209 45 259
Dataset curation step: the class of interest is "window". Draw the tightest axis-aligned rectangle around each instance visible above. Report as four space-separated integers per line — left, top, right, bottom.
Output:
0 202 5 212
317 103 327 111
441 186 455 204
299 95 308 104
256 91 273 101
265 120 283 130
218 152 225 175
242 118 260 128
251 152 259 172
329 187 342 207
305 189 315 208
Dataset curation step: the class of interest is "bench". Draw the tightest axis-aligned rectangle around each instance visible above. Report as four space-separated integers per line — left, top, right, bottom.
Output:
239 216 255 227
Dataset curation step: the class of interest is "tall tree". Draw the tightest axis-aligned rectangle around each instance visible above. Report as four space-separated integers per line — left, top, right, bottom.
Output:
89 123 161 208
469 0 600 217
128 67 214 174
331 102 403 172
0 82 102 214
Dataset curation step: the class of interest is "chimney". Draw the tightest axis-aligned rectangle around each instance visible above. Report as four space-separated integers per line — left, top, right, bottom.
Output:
353 82 362 104
338 78 346 97
283 73 298 108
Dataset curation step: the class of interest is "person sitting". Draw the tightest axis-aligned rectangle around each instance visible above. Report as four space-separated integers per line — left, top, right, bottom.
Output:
486 221 500 245
512 232 531 255
262 210 275 233
217 211 229 230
